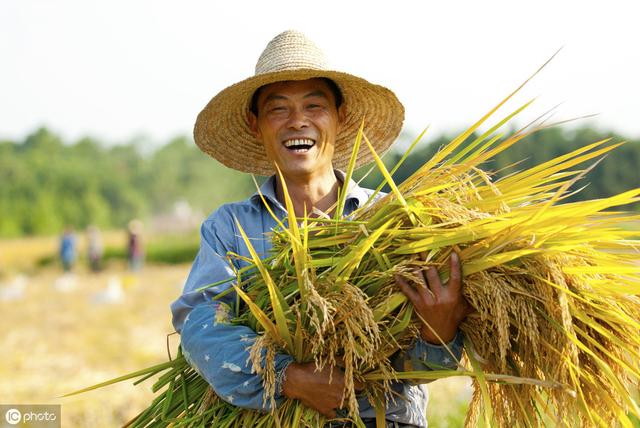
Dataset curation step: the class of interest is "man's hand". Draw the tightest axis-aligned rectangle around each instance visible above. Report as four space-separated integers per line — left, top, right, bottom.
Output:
395 252 471 344
281 361 364 418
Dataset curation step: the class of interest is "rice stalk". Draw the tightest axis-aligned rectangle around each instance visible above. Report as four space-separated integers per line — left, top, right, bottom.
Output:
67 90 640 427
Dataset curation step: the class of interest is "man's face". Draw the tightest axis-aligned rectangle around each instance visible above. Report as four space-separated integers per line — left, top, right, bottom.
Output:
249 78 345 179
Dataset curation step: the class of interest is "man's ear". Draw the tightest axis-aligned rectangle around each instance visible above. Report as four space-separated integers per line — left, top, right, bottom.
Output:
337 104 347 130
247 111 260 139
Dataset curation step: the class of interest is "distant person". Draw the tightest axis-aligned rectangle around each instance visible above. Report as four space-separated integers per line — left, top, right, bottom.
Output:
127 219 144 272
59 226 76 272
86 225 104 272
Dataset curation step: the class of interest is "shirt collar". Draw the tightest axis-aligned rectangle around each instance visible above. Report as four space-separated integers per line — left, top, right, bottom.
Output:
251 175 281 209
333 169 370 208
250 169 370 211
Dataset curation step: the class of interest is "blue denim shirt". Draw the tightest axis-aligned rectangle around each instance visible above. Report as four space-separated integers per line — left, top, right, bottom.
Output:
170 171 463 427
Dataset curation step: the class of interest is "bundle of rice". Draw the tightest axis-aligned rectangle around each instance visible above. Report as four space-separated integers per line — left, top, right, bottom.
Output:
67 90 640 427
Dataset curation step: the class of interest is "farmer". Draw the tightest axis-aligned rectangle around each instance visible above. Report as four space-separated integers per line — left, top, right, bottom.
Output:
86 225 104 272
171 30 469 427
127 219 144 272
59 226 77 272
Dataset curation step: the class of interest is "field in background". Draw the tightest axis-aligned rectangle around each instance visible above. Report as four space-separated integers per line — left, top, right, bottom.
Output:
0 264 185 426
0 230 200 275
0 231 134 273
0 259 471 427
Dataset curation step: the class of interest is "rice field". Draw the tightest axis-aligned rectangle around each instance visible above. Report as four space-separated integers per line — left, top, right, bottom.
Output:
0 263 184 427
0 259 471 427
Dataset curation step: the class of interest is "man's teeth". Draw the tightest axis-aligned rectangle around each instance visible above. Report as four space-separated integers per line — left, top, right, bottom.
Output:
283 139 315 148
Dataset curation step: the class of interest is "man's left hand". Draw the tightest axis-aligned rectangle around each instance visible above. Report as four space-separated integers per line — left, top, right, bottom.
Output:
395 252 471 344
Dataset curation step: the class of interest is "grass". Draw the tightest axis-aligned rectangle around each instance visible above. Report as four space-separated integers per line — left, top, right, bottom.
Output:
100 232 200 265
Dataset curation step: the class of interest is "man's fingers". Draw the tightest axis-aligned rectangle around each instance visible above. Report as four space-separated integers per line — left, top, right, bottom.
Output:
448 252 462 294
395 273 419 303
425 266 443 296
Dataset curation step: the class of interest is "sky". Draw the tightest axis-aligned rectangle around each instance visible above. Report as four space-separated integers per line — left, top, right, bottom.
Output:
2 0 639 148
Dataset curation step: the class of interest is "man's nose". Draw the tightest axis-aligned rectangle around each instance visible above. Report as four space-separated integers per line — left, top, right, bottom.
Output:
286 107 308 130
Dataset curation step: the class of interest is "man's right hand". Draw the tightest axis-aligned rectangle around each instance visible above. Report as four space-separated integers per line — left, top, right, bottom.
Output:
281 361 364 418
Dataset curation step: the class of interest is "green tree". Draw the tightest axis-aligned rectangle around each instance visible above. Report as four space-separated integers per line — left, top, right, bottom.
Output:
0 125 636 238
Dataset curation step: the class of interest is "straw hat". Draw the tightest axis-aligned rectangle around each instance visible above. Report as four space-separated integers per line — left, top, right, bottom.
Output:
194 30 405 176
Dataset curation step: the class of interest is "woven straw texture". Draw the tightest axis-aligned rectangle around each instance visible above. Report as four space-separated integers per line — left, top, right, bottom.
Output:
194 30 405 176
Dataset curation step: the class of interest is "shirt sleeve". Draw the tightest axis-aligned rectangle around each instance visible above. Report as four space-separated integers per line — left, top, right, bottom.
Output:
390 330 464 381
180 300 294 410
170 207 293 411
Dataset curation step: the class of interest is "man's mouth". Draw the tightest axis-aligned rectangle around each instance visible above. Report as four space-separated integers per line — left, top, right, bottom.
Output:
282 138 316 152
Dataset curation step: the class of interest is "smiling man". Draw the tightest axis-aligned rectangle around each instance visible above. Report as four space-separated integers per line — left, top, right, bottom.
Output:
171 30 469 427
248 78 344 217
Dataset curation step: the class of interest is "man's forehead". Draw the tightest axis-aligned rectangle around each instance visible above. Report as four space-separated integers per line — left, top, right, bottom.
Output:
257 78 333 101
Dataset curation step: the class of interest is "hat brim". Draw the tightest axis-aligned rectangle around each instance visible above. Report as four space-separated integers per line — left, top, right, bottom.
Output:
194 69 405 176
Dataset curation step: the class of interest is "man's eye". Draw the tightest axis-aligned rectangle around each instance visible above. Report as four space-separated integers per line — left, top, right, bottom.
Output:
270 106 286 112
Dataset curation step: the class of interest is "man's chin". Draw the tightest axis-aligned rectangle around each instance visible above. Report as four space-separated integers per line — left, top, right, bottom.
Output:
277 163 329 179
